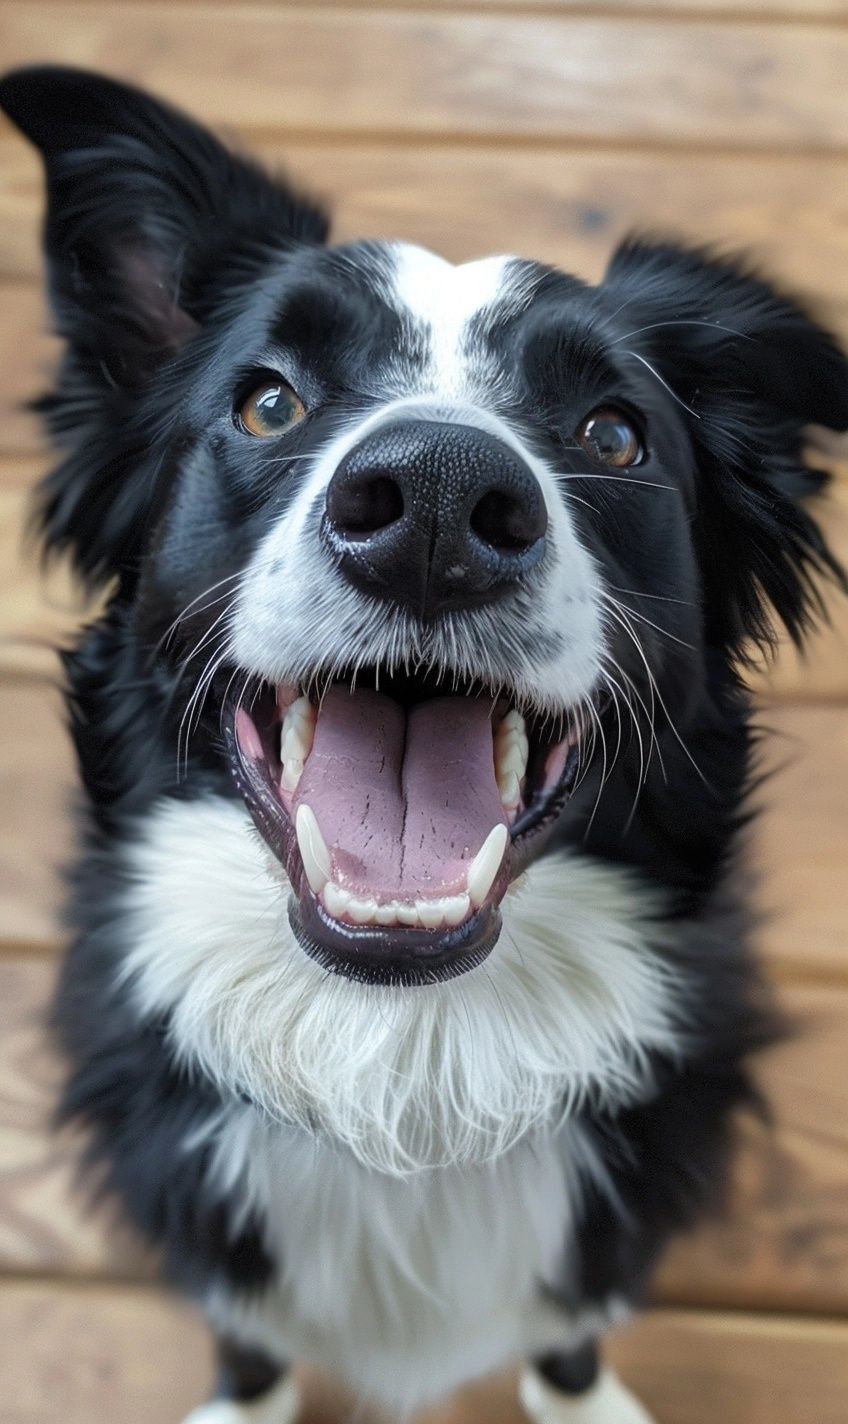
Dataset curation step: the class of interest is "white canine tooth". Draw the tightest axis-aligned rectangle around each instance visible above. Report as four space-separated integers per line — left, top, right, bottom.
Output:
279 697 316 789
467 823 509 908
295 804 332 894
442 893 470 926
502 709 525 733
323 881 351 918
348 896 379 924
499 741 527 778
396 902 420 927
417 899 446 929
498 770 521 809
280 757 304 792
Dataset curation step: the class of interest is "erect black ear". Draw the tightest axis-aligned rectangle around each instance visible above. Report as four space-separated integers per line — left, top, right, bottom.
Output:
600 237 848 656
0 65 328 384
0 66 328 585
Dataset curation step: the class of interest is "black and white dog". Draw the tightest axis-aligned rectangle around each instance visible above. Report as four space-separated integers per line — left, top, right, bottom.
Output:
4 65 847 1424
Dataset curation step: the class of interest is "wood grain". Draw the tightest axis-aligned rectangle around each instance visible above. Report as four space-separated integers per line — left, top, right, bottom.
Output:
3 1280 848 1424
2 8 848 149
6 134 848 297
0 680 72 951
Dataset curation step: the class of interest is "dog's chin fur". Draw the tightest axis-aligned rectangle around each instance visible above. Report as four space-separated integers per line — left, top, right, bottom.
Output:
122 796 682 1176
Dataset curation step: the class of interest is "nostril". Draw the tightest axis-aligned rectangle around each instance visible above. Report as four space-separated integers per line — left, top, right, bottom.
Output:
470 489 547 554
327 475 404 538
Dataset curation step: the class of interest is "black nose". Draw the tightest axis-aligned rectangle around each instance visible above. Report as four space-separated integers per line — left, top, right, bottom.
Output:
323 420 548 617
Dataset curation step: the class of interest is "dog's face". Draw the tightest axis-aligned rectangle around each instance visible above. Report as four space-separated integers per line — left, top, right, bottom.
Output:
4 69 847 998
137 237 706 985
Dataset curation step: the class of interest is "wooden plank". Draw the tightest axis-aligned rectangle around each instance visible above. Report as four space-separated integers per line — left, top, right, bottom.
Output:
2 1280 848 1424
6 0 848 16
0 957 153 1277
432 1315 848 1424
0 480 87 679
2 958 848 1310
0 1280 211 1424
752 704 848 982
6 136 848 300
2 8 848 150
0 285 56 457
0 682 72 951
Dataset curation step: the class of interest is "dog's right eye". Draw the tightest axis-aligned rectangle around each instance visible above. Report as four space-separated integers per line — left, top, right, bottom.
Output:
237 379 306 437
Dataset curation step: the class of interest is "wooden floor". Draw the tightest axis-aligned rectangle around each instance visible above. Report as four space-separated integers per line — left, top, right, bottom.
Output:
1 2 848 1421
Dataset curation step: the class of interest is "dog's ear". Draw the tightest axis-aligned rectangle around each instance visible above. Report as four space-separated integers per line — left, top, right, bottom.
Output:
0 66 327 377
0 66 328 583
601 237 848 658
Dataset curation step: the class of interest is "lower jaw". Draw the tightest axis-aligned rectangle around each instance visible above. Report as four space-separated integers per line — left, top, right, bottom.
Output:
289 889 505 986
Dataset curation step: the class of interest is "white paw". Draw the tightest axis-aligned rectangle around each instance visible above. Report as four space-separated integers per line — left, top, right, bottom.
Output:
181 1375 301 1424
519 1364 657 1424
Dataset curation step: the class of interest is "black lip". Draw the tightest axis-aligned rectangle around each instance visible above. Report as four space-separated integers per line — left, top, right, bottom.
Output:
222 685 582 986
290 892 504 986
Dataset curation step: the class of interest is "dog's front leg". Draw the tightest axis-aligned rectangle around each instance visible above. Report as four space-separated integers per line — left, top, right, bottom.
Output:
520 1344 657 1424
182 1337 300 1424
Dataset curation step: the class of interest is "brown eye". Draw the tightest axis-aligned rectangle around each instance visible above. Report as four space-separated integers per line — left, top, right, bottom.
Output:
576 407 643 468
238 379 306 437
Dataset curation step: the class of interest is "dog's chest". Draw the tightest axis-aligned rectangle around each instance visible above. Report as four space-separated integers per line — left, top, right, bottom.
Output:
209 1116 584 1409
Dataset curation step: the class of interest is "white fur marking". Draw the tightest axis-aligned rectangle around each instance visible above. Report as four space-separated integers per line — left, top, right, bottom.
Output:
120 793 679 1411
519 1364 658 1424
122 796 685 1177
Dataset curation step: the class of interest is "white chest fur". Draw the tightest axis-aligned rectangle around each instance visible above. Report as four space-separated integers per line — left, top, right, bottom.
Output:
202 1111 617 1414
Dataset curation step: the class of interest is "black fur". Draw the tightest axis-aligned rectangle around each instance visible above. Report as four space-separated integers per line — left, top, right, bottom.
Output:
3 63 846 1411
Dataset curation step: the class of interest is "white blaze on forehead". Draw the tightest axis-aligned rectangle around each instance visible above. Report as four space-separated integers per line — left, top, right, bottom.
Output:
387 243 523 397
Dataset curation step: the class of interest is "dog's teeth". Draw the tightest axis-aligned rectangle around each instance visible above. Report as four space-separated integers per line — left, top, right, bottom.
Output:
280 757 305 792
279 697 316 793
467 823 508 908
498 770 521 810
417 899 445 929
295 804 332 894
320 887 474 929
494 707 528 802
442 893 470 925
348 895 379 924
323 881 351 918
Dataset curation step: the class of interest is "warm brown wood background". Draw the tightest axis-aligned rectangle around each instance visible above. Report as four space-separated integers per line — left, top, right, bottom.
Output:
1 3 848 1422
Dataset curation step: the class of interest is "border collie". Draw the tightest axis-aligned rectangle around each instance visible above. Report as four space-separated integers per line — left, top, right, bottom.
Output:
3 64 846 1424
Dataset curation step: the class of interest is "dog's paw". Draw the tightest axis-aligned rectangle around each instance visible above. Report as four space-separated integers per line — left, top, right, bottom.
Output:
519 1364 657 1424
181 1375 301 1424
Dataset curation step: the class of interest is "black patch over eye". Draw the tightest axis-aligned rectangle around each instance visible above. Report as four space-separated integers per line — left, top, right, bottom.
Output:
575 407 643 468
237 378 306 437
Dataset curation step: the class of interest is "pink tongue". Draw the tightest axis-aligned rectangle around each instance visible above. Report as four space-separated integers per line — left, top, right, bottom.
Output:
292 687 507 899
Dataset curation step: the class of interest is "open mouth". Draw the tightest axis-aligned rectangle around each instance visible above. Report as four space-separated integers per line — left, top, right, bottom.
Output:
223 667 583 984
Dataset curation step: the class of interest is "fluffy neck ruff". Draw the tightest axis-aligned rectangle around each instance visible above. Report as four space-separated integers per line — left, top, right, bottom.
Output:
121 796 685 1175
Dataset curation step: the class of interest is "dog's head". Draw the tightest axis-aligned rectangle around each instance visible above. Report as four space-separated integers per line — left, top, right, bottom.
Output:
5 68 847 995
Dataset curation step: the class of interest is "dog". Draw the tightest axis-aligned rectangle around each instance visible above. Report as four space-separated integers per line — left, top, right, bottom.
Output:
3 63 846 1424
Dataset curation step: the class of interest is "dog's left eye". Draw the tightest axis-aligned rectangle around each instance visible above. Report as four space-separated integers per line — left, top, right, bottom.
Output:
238 379 306 437
575 407 643 468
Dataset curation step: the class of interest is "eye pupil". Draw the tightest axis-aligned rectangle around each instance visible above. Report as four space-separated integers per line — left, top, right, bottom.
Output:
238 378 306 437
576 408 642 468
